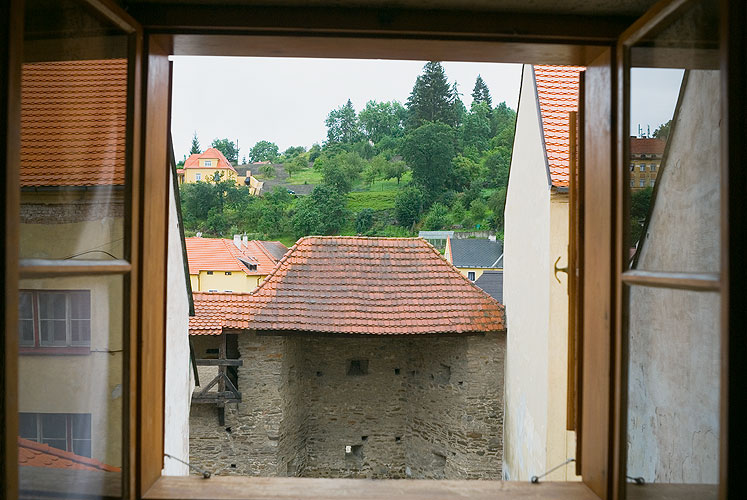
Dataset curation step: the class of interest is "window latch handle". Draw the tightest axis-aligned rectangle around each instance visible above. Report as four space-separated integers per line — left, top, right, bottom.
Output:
554 256 568 284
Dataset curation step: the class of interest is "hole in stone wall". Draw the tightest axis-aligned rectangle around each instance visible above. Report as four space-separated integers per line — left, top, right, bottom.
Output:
225 426 232 433
394 368 400 375
395 436 401 442
316 371 323 377
361 435 368 441
347 359 369 376
230 464 237 468
345 444 364 460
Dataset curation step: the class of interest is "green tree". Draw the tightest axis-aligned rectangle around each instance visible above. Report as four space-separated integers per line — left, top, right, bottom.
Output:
190 131 201 155
308 143 322 164
462 101 493 154
282 146 306 160
249 140 279 163
382 158 408 185
630 186 654 244
423 202 449 230
259 163 276 178
211 138 239 164
315 151 364 193
471 75 492 107
394 185 424 229
491 101 517 147
358 100 406 144
284 156 306 179
292 184 350 237
325 99 362 144
363 159 384 186
401 122 456 200
652 119 672 141
355 208 375 234
487 187 507 231
469 198 488 224
406 62 457 128
481 146 511 188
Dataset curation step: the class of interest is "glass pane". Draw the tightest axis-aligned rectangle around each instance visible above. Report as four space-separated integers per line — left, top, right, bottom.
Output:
625 0 720 274
20 0 128 261
626 286 719 491
18 275 123 495
19 413 38 441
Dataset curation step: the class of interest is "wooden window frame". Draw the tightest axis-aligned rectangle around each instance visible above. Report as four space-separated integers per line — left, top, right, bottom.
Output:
2 0 744 499
18 289 92 350
20 412 92 457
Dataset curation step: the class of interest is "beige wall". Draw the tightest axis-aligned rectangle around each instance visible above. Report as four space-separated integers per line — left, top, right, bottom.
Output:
455 267 501 281
503 64 578 482
183 167 237 184
190 270 264 292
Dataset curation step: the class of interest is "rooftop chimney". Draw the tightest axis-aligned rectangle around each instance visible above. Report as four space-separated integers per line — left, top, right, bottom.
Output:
233 234 241 249
242 234 248 247
489 235 497 242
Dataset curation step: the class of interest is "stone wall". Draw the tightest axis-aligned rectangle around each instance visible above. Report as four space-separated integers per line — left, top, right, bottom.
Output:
189 331 505 479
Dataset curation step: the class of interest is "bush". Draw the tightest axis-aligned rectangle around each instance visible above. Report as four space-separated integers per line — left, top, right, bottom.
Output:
355 208 375 234
394 186 424 229
423 203 449 230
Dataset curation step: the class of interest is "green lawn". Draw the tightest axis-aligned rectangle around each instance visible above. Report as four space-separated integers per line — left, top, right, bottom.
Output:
347 191 397 212
285 167 322 185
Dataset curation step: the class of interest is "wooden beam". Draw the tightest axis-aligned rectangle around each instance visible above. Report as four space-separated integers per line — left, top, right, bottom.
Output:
195 359 243 367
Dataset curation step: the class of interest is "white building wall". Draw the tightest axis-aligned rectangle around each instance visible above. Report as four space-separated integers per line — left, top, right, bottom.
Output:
627 70 720 484
163 170 194 476
503 64 552 481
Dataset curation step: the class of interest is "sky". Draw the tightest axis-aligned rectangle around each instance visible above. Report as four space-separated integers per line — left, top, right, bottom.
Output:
170 57 682 161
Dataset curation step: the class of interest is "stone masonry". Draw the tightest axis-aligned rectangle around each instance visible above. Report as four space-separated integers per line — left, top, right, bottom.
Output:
190 330 505 479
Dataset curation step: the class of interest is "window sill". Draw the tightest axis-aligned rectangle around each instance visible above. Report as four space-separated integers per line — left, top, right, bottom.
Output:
144 476 601 500
19 346 90 355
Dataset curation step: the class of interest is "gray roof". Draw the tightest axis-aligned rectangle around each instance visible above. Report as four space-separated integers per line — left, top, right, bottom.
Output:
475 270 503 304
449 238 503 268
419 230 454 240
259 241 289 261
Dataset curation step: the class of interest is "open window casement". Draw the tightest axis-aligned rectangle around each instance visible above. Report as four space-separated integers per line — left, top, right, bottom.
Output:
2 0 745 498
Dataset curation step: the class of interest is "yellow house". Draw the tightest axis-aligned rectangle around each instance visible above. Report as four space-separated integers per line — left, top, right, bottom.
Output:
186 235 287 293
444 236 504 282
177 147 238 184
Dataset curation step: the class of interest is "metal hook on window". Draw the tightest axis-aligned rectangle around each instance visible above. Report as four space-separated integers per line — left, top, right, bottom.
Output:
164 453 211 478
530 457 575 483
554 256 568 284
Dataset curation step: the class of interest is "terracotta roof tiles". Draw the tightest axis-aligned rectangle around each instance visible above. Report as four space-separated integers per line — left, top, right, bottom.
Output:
185 237 285 276
190 237 505 336
630 137 666 155
534 65 585 188
21 59 128 187
183 148 236 173
18 437 121 472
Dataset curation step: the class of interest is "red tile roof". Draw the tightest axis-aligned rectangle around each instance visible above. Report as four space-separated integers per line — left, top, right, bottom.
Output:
630 137 666 155
18 437 121 472
190 237 505 336
21 59 128 187
185 237 285 276
183 148 236 173
534 65 585 188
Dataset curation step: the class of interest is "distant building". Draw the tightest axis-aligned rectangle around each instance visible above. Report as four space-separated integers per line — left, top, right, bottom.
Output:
185 236 287 292
444 237 503 283
418 230 454 249
189 237 506 480
474 271 504 303
178 150 263 194
629 137 666 190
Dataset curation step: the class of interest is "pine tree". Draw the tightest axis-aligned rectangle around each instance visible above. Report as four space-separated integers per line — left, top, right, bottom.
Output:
406 62 457 128
471 75 492 107
189 132 201 155
325 99 362 144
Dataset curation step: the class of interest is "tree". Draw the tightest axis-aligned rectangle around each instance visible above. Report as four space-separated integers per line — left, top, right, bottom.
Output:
315 151 364 193
249 140 279 163
190 132 201 155
259 163 276 178
406 62 457 128
325 99 362 144
284 156 306 179
401 122 456 200
469 198 488 224
382 159 408 185
491 101 517 146
358 100 406 144
291 184 350 237
355 208 375 234
211 138 239 164
630 186 654 244
462 101 493 154
422 202 449 230
487 187 507 232
471 75 492 107
653 119 672 141
308 143 322 164
481 146 511 189
394 185 424 229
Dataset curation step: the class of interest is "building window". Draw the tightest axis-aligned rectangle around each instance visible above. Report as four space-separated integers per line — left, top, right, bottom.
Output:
650 164 657 171
630 164 634 172
468 271 476 281
225 271 232 275
206 271 213 275
347 359 369 376
195 172 202 181
208 289 218 292
640 178 646 187
630 179 635 187
19 290 91 348
19 412 92 457
639 164 645 171
650 178 655 187
204 160 212 167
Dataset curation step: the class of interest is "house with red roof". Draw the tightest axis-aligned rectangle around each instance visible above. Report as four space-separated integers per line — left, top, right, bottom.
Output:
177 149 264 194
19 59 193 475
629 136 665 190
503 65 584 481
186 235 287 292
188 236 506 480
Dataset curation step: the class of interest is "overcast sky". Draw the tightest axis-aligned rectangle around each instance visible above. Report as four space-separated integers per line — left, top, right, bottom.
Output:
170 57 682 161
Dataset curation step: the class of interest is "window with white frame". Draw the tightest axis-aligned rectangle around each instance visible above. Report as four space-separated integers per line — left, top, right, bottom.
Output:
204 160 212 167
19 412 92 457
467 271 476 281
650 164 656 171
195 172 202 181
19 290 91 348
650 178 655 187
640 178 645 187
639 164 645 171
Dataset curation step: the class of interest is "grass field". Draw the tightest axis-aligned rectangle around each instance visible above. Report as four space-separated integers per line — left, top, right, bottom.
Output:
347 191 397 212
285 167 322 185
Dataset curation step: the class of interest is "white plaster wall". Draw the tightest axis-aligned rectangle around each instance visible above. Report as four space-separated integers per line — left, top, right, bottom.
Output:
627 70 721 484
502 64 552 481
163 171 194 476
